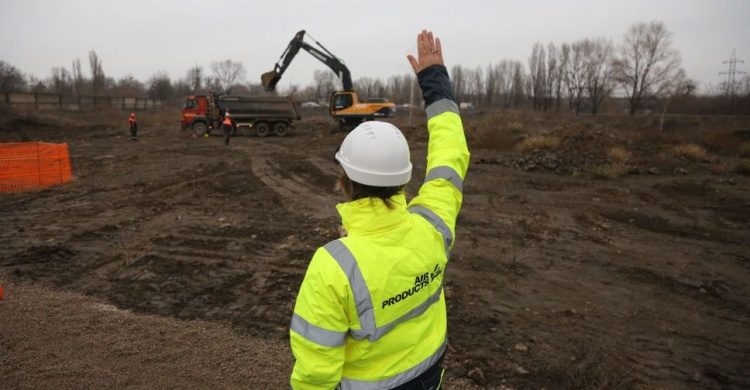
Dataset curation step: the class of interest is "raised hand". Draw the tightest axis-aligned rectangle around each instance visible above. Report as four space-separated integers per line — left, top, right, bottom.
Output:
406 30 444 75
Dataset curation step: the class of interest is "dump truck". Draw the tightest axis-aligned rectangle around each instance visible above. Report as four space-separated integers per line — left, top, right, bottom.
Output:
181 93 301 137
262 30 395 130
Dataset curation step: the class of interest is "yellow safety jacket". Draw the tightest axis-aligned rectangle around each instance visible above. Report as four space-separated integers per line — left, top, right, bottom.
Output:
290 68 469 390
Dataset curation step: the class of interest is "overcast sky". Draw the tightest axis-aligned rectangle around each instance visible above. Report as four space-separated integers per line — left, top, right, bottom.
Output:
1 0 748 92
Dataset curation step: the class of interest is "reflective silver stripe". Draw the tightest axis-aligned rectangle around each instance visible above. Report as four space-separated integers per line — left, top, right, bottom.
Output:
426 98 459 121
324 240 376 330
424 165 463 193
326 239 445 343
408 205 453 253
290 313 348 348
349 283 443 342
337 338 447 390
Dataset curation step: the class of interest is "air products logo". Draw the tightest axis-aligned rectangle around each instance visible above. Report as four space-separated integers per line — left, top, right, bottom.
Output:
382 264 442 309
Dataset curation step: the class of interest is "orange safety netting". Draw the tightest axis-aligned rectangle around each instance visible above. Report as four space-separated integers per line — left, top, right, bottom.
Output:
0 142 72 193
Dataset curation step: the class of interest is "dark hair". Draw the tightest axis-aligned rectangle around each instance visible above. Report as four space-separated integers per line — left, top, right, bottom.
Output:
337 173 405 209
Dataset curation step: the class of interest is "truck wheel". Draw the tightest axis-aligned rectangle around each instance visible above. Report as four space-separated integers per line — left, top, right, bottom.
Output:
256 122 270 137
273 122 289 137
193 122 208 137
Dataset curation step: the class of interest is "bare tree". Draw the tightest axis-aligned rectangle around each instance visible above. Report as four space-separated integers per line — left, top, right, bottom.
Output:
112 74 145 96
484 63 497 107
313 69 338 101
583 38 615 115
387 75 405 104
147 71 174 101
511 61 526 107
467 66 483 106
283 83 300 98
614 21 683 115
211 59 246 94
490 60 526 108
387 74 418 105
555 44 569 112
544 43 558 111
28 75 46 93
72 58 86 95
564 41 587 114
49 67 73 94
173 79 191 100
354 77 377 100
372 78 387 99
494 60 514 108
528 42 546 110
88 50 105 96
0 60 27 91
451 65 465 103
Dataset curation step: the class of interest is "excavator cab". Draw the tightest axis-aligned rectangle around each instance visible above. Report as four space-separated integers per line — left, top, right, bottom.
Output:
331 92 354 112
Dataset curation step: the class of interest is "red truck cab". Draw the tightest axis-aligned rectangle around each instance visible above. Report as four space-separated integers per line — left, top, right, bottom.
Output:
181 95 211 131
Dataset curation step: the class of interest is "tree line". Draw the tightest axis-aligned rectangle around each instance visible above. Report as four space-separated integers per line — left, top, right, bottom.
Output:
1 20 748 115
0 53 250 103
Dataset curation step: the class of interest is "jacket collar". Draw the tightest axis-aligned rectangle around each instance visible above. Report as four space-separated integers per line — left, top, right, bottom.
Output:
336 193 409 237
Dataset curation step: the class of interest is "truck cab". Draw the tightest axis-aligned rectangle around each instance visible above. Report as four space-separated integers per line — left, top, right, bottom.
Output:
181 96 213 135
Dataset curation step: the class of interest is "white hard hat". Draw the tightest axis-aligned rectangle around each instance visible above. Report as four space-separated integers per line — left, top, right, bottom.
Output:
335 121 412 187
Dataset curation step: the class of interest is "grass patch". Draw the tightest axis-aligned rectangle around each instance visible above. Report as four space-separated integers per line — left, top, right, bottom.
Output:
671 144 708 161
516 135 560 152
590 163 629 180
507 121 524 131
735 160 750 175
607 147 629 162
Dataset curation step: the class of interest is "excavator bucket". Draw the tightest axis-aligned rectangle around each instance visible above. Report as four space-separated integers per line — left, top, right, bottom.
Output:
262 70 281 92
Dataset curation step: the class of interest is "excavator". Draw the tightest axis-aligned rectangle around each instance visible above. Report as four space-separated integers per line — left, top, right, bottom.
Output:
262 30 396 129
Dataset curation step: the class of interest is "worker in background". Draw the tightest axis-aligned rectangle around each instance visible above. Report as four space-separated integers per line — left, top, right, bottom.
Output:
128 112 137 141
289 29 469 390
222 111 233 146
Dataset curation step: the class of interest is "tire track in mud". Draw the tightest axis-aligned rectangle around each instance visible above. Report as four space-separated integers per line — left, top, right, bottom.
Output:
250 156 338 219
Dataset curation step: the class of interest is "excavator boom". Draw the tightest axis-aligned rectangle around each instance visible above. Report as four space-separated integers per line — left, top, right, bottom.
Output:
262 30 353 91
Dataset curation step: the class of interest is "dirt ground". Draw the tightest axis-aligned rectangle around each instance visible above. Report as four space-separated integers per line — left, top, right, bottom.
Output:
0 108 748 389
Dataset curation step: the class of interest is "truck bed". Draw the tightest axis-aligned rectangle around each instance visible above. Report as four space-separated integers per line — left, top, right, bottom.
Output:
217 96 300 120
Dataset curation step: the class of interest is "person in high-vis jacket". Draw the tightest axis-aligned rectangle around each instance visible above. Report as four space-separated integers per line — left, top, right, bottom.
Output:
290 29 469 390
221 111 233 146
128 112 137 141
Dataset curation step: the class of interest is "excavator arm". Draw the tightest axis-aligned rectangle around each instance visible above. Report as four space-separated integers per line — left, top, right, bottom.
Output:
262 30 353 92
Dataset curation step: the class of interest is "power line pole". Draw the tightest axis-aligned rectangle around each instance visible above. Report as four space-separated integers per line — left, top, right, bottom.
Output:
720 49 746 113
720 49 745 96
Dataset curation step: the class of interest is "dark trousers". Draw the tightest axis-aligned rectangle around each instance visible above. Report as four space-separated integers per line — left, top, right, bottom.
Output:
222 125 232 146
391 355 445 390
130 126 137 139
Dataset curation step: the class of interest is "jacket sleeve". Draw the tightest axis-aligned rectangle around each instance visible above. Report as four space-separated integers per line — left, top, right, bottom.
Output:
290 247 351 390
408 65 470 252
